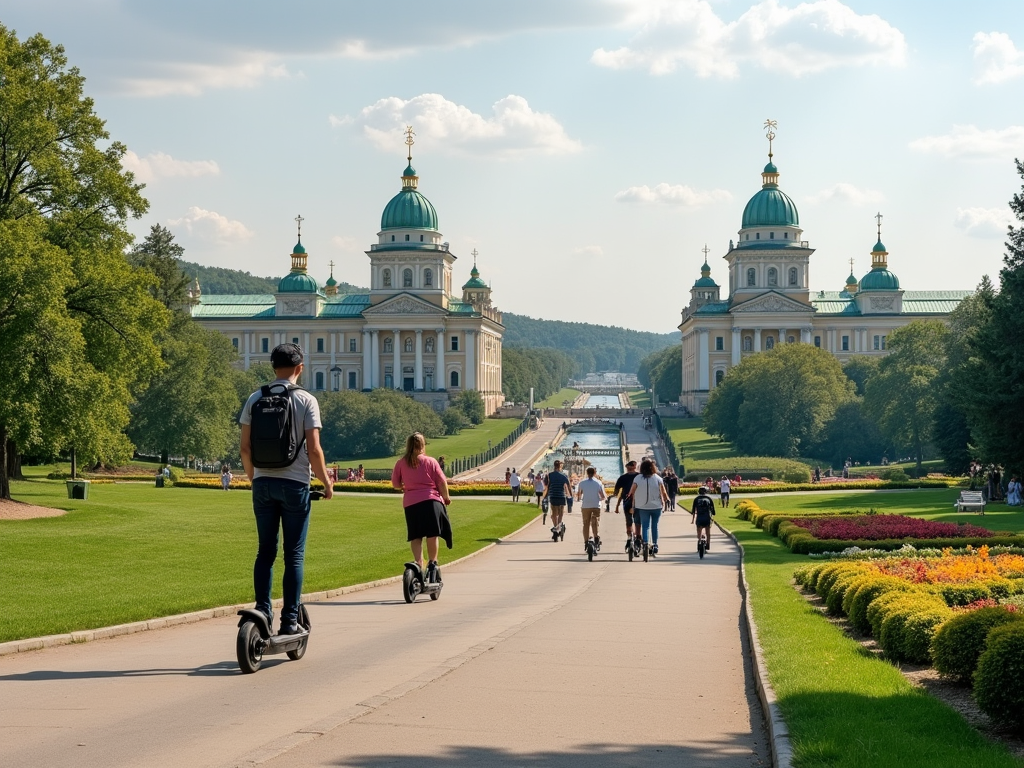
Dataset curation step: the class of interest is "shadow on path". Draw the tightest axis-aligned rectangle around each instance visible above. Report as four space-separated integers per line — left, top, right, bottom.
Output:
0 661 244 681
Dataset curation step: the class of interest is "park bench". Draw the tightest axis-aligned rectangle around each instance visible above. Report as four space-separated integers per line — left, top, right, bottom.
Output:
955 490 986 515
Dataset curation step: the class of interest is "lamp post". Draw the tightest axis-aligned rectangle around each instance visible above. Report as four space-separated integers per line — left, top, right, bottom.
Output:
330 365 343 391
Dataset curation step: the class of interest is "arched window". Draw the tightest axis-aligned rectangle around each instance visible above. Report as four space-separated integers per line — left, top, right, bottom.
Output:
450 370 460 388
315 372 324 390
383 337 393 353
424 269 433 287
425 336 434 353
404 337 413 352
419 235 424 242
382 269 392 287
403 268 413 287
767 267 778 286
391 235 395 242
789 267 798 286
765 336 775 350
746 268 756 287
715 369 725 385
743 336 752 352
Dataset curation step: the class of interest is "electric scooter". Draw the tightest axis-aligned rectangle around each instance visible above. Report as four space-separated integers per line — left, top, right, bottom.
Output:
403 560 443 603
585 536 602 562
234 489 325 673
626 534 643 561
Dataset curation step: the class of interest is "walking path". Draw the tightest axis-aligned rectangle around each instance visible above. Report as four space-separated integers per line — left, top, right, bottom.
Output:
0 512 767 768
455 417 564 482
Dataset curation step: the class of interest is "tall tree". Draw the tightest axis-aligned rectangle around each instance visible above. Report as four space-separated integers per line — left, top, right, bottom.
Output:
129 224 191 310
864 321 948 476
842 356 880 397
0 28 166 498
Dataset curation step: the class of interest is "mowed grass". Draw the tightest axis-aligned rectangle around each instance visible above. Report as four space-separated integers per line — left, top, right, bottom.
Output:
625 389 650 408
534 387 581 408
718 500 1024 768
330 417 525 469
663 417 740 461
0 480 536 643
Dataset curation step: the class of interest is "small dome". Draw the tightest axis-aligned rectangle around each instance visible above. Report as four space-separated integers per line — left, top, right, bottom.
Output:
463 268 488 290
742 187 800 228
873 239 887 253
278 272 320 293
325 275 337 287
693 276 718 288
381 188 438 231
763 161 778 174
292 240 306 254
859 268 900 291
403 164 416 177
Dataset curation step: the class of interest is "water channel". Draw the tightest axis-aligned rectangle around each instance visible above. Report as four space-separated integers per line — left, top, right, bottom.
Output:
533 426 623 481
581 394 621 409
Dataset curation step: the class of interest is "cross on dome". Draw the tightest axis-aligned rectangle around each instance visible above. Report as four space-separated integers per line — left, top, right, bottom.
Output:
404 125 415 164
295 213 304 241
875 211 883 239
764 118 777 161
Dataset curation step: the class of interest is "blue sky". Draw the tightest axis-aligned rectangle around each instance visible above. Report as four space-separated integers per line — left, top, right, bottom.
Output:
4 0 1023 332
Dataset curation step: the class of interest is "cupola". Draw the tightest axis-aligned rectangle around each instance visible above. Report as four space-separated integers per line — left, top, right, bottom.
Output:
462 250 492 308
277 215 322 294
324 260 339 297
380 127 439 231
689 245 721 307
859 213 900 291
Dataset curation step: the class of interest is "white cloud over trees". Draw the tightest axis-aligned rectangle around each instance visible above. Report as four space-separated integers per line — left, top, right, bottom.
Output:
954 207 1014 238
167 207 254 244
121 151 220 183
909 125 1024 159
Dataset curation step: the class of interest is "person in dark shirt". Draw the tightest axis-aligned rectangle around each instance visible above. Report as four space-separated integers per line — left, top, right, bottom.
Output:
663 469 679 511
613 460 641 548
543 460 572 541
691 486 716 552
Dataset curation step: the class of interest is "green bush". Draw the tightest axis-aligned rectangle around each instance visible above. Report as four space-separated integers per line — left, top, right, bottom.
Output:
781 467 812 483
902 606 953 664
815 563 859 600
936 582 993 607
880 467 910 482
877 593 950 661
46 470 70 480
930 607 1024 681
826 571 865 615
974 622 1024 730
846 576 912 633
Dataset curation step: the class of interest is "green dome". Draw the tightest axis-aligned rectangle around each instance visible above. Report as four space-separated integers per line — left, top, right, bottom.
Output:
693 276 718 288
873 239 887 252
381 188 438 231
463 267 487 290
859 268 900 291
742 186 800 228
325 275 337 287
277 271 320 293
404 164 416 177
763 161 778 173
292 240 306 255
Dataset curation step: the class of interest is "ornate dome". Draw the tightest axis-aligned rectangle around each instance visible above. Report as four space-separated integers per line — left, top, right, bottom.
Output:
380 163 438 231
693 258 718 288
859 268 900 291
277 271 320 293
741 181 800 228
462 265 488 290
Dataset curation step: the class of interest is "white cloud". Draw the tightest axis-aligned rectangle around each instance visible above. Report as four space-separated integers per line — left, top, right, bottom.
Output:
119 56 291 97
954 207 1014 238
972 32 1024 85
121 151 220 183
615 183 732 206
167 207 254 244
331 235 362 251
592 0 906 78
806 182 883 205
573 245 604 256
909 125 1024 159
340 94 582 158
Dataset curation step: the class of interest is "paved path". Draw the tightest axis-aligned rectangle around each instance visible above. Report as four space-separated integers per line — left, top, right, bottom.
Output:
455 418 564 482
0 513 767 768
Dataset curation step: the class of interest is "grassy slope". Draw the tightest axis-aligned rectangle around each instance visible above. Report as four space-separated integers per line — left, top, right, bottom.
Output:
718 500 1023 768
534 387 581 409
663 417 739 461
0 480 535 642
626 389 651 408
329 417 524 469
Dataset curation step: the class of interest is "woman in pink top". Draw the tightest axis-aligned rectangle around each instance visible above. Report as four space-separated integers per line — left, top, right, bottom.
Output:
392 433 452 574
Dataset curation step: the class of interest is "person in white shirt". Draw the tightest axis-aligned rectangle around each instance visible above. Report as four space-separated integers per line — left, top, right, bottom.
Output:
509 468 522 502
719 475 732 508
576 466 607 551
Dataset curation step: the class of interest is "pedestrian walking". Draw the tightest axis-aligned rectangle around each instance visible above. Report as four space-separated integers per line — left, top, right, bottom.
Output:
627 459 668 557
239 343 333 636
221 464 232 491
533 471 546 508
663 469 679 511
510 468 522 502
719 475 731 508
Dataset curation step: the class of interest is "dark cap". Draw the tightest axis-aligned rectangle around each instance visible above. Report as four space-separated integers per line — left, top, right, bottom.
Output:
271 343 304 369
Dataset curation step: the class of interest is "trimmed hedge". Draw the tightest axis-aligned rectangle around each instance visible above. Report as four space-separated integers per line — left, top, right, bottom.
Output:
876 592 952 663
846 576 911 633
930 607 1024 682
974 622 1024 729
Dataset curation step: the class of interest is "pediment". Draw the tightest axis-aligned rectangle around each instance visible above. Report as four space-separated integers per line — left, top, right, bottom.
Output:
731 291 815 314
362 293 448 316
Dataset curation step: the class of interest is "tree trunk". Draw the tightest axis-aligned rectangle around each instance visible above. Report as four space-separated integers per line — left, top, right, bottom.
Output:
6 440 23 480
161 450 168 465
914 425 923 478
0 425 10 500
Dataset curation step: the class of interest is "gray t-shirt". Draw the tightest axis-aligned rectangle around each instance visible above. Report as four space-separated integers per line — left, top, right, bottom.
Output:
239 379 322 484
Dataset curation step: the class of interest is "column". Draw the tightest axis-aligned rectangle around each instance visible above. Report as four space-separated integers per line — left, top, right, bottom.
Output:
392 329 401 389
854 328 861 353
243 331 251 368
302 332 311 387
778 328 786 345
827 328 835 352
698 328 710 391
362 330 371 389
754 327 762 352
414 330 424 389
465 330 476 390
370 330 380 388
435 329 445 390
731 328 741 365
800 326 812 344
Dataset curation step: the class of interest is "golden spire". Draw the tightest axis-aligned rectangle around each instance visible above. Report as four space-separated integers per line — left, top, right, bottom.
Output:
401 125 419 190
871 212 889 269
764 119 777 162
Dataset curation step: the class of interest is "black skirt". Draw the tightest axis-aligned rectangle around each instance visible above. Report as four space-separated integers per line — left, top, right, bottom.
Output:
404 499 453 548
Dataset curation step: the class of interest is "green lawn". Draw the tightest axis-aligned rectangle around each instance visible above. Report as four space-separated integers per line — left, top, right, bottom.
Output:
534 387 581 409
663 417 740 462
625 389 651 408
0 479 536 643
718 495 1024 768
330 417 525 468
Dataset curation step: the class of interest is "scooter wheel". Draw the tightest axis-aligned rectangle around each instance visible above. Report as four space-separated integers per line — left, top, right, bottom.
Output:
287 604 311 660
236 621 263 674
403 568 419 603
628 544 634 562
643 544 649 563
430 584 442 601
588 545 594 562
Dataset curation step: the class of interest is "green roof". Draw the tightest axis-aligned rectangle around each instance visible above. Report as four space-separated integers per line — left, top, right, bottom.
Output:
741 186 799 228
381 167 439 232
292 240 306 255
873 239 887 252
693 276 718 288
277 271 321 293
859 268 900 291
693 301 731 315
810 290 972 316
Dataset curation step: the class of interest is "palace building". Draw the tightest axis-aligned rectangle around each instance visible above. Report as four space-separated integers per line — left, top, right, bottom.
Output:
189 131 506 414
678 128 970 415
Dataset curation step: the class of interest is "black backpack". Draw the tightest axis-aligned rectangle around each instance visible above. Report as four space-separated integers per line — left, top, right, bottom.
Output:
249 383 305 468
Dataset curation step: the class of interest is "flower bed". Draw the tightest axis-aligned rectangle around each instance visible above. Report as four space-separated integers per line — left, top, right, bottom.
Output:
791 515 994 541
679 478 958 493
794 548 1024 728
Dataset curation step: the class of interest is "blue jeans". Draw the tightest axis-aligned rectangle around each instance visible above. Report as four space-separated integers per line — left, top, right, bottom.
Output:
252 478 310 627
638 508 662 545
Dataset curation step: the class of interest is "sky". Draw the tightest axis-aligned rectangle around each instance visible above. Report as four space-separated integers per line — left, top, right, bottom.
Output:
3 0 1023 333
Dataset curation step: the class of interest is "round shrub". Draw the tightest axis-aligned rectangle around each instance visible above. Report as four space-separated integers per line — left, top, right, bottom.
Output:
974 622 1024 730
931 607 1024 681
816 563 863 600
901 606 953 664
868 590 914 638
802 563 830 592
938 582 993 607
876 593 947 659
846 576 911 633
826 571 864 615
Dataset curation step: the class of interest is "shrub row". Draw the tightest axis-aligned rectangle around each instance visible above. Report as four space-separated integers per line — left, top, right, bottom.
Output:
170 478 521 496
